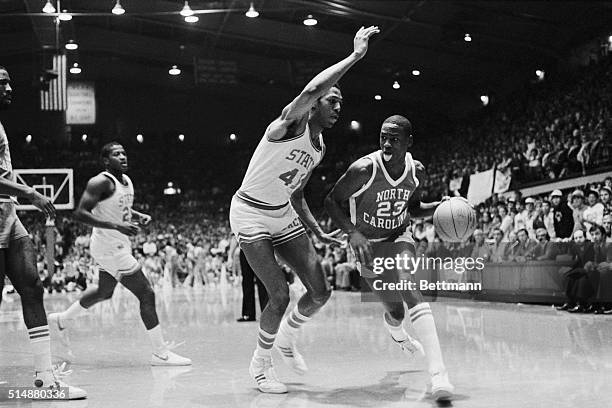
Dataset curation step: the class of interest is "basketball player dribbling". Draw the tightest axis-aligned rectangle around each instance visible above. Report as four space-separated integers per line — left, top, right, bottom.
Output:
229 26 379 393
324 115 454 401
48 142 191 366
0 65 86 398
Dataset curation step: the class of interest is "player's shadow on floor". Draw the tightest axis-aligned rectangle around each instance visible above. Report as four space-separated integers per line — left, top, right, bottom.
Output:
284 370 468 407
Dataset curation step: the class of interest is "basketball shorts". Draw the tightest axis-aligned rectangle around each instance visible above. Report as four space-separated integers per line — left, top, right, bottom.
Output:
0 202 29 248
229 195 306 247
353 230 417 279
90 241 140 280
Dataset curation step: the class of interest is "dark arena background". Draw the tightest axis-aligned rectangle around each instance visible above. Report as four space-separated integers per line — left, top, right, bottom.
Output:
1 1 611 407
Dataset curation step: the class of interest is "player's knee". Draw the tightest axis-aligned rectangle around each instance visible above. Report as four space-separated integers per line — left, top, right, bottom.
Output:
268 289 290 311
311 287 332 308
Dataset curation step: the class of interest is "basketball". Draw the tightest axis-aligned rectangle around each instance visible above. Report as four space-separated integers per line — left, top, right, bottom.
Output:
433 197 477 242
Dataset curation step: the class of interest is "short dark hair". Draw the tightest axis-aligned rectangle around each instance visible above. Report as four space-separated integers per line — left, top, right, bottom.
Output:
0 65 6 71
383 115 412 136
100 141 123 162
590 225 606 236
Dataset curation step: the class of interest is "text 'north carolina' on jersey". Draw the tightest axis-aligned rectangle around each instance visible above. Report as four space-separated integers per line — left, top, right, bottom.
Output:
90 171 134 251
350 151 419 242
237 123 325 209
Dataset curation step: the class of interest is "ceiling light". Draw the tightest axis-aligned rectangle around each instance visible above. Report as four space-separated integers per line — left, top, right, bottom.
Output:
136 134 144 143
535 69 545 80
374 94 382 101
229 133 237 141
69 63 81 74
65 40 78 50
464 33 472 42
350 120 361 131
25 134 32 143
42 0 56 14
58 10 72 21
480 95 489 106
178 134 185 142
184 15 199 23
169 65 181 76
112 0 125 15
392 80 400 90
180 1 194 17
303 15 317 26
81 134 88 142
412 69 420 76
245 2 259 18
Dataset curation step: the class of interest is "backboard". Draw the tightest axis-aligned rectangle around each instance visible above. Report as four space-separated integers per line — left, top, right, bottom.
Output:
14 168 74 211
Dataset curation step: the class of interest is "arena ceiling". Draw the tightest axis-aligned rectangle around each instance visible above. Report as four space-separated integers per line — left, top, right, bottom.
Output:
1 0 611 120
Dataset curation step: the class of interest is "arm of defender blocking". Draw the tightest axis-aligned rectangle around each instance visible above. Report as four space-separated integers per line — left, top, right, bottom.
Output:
266 26 379 141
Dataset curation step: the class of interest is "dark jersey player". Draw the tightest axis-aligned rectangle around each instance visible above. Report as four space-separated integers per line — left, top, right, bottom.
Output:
325 115 454 401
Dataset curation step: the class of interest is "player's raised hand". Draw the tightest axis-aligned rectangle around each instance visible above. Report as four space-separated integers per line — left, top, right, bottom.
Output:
29 190 56 219
115 221 140 236
353 26 380 59
348 230 373 265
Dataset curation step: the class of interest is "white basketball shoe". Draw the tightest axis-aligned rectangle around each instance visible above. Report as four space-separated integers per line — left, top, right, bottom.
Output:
151 341 192 366
392 334 425 358
430 370 454 401
249 353 287 394
274 327 308 375
34 363 87 400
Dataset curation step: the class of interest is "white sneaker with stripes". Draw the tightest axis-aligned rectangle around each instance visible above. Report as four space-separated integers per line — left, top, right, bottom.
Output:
249 354 287 394
274 330 308 375
34 363 87 400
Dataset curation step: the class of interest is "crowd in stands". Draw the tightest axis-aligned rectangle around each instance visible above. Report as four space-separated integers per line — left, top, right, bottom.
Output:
3 49 612 317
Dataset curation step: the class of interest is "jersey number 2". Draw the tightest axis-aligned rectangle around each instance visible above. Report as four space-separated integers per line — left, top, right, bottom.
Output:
376 201 406 217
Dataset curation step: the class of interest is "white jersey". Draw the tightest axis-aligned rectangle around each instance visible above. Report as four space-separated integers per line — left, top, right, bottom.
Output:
90 171 134 252
0 121 15 202
237 123 325 208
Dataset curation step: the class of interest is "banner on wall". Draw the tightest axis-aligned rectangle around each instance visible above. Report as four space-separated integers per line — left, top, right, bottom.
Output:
66 82 96 125
467 168 494 205
494 169 512 194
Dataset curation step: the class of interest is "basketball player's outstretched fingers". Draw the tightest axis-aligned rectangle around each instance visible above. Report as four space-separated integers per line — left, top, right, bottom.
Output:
353 26 379 57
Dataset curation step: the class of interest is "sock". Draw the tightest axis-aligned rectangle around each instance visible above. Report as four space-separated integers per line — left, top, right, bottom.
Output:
60 301 87 322
383 312 408 342
278 306 312 341
148 325 166 354
255 328 276 358
409 303 445 375
28 325 52 373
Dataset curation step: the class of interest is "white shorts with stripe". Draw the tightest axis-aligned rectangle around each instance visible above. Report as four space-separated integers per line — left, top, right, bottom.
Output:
90 241 140 280
229 195 306 247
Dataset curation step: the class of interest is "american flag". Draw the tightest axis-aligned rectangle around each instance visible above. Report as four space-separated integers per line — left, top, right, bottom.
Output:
40 54 67 111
